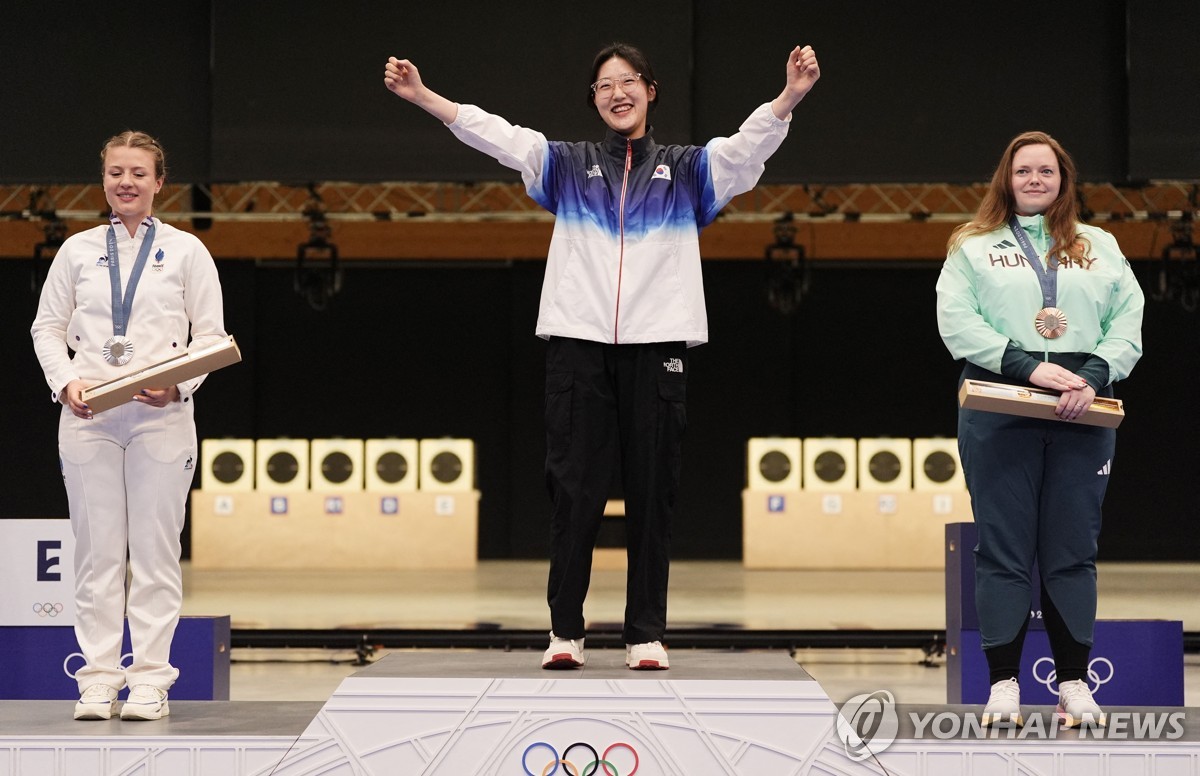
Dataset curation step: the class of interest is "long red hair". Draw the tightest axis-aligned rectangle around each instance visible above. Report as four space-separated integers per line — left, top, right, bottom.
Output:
949 131 1088 259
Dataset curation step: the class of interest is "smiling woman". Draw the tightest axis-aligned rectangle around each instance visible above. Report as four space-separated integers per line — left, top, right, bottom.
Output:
586 43 658 139
1011 144 1061 217
30 130 228 722
935 131 1144 731
102 135 166 235
383 41 819 674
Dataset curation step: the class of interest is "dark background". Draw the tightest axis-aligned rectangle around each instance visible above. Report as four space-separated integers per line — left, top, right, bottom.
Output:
2 2 1197 560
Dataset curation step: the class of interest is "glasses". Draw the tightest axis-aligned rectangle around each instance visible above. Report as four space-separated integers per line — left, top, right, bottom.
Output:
591 72 642 97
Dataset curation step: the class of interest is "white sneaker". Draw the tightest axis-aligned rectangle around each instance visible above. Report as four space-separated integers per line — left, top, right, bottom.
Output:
981 677 1022 727
1056 679 1106 728
74 684 119 720
120 685 170 721
626 641 669 670
541 632 585 669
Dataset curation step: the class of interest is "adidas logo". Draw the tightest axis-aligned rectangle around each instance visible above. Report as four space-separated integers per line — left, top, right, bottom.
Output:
1097 459 1111 476
992 239 1016 249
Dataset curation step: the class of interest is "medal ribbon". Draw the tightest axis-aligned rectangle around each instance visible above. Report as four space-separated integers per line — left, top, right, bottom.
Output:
1008 214 1062 355
106 219 156 337
1008 215 1057 309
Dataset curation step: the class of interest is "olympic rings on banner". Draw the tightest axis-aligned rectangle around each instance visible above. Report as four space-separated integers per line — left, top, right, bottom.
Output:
1032 656 1115 694
561 743 598 776
63 651 135 679
32 602 65 617
521 741 639 776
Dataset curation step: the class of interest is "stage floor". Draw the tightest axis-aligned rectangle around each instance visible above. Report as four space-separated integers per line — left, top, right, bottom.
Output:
173 559 1200 707
5 650 1197 776
180 559 1200 631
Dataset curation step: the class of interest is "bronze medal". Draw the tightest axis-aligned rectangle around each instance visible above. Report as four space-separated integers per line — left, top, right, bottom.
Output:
1034 307 1067 339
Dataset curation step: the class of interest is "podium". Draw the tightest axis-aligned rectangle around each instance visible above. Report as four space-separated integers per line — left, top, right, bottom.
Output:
0 617 230 700
944 522 1183 705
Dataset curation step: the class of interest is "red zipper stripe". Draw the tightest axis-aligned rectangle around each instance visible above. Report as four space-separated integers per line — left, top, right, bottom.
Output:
613 141 632 343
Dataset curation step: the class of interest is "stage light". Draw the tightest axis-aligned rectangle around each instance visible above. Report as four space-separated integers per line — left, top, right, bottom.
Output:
310 439 364 491
418 438 475 491
746 437 802 491
1151 208 1198 313
200 439 254 491
802 437 856 491
294 185 342 311
765 212 809 315
12 188 66 293
858 438 912 492
913 438 965 491
255 439 310 492
364 438 420 492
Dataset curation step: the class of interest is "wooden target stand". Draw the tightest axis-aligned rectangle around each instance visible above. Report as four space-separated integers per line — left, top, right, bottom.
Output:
190 490 478 570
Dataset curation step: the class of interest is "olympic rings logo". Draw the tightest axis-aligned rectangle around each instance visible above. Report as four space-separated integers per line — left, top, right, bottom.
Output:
522 742 638 776
32 602 65 617
63 651 134 680
1033 656 1115 694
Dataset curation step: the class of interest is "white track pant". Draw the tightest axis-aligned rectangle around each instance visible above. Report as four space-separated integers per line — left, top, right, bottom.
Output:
58 399 196 692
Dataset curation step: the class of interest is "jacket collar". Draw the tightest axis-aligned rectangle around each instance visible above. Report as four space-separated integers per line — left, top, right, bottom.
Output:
603 127 657 165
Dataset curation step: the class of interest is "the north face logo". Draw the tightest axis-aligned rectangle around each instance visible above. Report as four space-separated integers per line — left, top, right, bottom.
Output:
663 358 683 373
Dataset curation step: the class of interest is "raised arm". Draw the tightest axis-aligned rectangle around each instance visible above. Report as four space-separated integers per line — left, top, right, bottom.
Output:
384 57 459 124
771 45 820 120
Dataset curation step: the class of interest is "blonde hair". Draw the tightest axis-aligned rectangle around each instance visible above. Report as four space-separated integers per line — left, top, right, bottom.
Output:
948 131 1088 260
100 130 167 181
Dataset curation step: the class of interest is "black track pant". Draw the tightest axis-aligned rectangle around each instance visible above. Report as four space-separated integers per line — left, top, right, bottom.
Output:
544 336 687 644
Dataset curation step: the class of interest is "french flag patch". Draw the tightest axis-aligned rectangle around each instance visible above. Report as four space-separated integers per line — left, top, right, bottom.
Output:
652 164 672 181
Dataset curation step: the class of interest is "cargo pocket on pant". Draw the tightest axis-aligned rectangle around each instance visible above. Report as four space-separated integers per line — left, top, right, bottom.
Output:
656 379 687 489
657 379 687 435
545 371 574 464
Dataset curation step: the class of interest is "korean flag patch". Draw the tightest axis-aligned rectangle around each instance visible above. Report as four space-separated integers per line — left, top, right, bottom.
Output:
652 164 672 181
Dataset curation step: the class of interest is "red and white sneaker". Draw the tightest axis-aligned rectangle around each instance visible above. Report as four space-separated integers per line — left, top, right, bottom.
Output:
626 641 669 670
541 632 585 669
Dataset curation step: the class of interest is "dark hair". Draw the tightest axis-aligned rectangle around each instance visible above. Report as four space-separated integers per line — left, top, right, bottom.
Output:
100 130 167 181
586 42 658 111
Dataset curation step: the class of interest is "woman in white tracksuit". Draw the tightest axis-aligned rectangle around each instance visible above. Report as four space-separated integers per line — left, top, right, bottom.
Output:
384 43 820 671
31 131 226 721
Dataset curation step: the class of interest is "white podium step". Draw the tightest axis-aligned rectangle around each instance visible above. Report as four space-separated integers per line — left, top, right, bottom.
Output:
272 650 843 774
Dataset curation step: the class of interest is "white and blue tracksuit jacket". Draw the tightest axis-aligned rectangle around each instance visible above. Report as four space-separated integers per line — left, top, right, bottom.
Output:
447 103 792 346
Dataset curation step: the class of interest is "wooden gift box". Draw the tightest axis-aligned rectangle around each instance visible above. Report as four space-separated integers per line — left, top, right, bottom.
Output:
958 378 1124 428
81 336 241 413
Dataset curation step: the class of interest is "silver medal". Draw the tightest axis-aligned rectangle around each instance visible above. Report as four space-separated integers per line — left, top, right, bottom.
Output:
101 335 135 366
